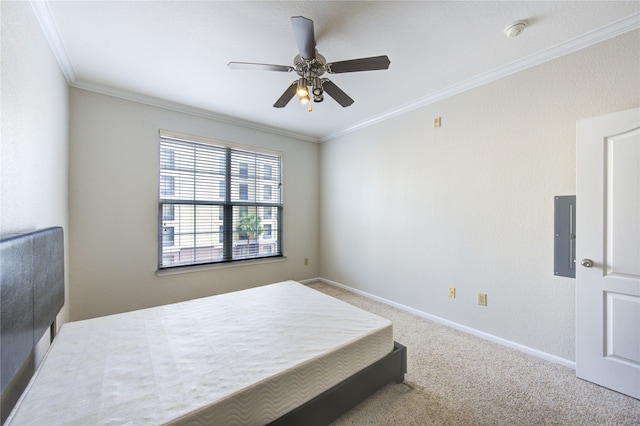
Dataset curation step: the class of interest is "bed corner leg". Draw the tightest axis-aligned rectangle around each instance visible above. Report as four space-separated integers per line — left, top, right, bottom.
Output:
50 319 57 343
393 341 407 383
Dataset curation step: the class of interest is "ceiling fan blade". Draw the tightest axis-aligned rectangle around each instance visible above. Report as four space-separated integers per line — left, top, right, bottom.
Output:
327 55 391 73
322 79 354 107
228 62 293 72
291 16 316 60
273 82 298 108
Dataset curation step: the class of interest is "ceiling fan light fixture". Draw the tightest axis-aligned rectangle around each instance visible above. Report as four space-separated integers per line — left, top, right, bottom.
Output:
312 77 323 97
299 94 310 104
296 78 308 97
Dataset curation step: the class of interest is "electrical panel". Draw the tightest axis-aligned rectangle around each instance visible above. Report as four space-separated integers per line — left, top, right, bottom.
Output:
554 195 576 278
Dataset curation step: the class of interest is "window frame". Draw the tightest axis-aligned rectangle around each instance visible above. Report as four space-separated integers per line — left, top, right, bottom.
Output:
158 130 283 271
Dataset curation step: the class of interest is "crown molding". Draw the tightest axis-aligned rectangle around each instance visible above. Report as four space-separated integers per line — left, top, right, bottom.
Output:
321 12 640 142
70 80 320 143
30 1 77 84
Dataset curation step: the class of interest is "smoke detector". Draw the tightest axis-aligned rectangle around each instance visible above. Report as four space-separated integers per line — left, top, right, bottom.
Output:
504 20 527 38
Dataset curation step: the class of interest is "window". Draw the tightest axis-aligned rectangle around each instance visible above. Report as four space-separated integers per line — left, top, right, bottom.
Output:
160 148 175 169
160 176 175 196
239 162 249 179
158 131 282 269
162 227 174 246
239 184 248 200
162 204 174 221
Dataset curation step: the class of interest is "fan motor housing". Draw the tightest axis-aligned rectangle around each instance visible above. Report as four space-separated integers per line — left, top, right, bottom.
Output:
294 53 327 77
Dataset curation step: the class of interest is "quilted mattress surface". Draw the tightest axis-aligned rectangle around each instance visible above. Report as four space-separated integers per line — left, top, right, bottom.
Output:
7 280 393 425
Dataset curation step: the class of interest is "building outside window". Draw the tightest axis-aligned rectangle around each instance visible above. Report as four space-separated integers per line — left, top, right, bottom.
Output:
263 164 272 180
160 176 175 196
239 184 248 200
162 204 174 221
162 226 174 246
158 131 282 269
239 162 249 179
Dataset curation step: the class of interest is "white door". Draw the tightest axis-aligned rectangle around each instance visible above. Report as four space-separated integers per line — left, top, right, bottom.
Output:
576 107 640 399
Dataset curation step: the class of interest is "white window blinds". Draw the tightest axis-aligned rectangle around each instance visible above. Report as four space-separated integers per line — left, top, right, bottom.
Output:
158 132 282 269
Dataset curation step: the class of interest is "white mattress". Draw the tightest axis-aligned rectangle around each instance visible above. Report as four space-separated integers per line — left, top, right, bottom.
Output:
7 280 393 425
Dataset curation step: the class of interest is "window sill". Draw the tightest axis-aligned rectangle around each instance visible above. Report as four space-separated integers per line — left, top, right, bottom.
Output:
156 256 286 277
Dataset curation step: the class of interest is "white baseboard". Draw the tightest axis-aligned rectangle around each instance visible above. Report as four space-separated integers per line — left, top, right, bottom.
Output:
314 277 576 370
298 277 323 285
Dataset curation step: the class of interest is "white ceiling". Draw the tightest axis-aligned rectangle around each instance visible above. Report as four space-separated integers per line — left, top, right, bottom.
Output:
34 1 640 141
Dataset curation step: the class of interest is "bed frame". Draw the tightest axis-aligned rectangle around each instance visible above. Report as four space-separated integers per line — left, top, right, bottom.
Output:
0 227 406 425
270 341 406 425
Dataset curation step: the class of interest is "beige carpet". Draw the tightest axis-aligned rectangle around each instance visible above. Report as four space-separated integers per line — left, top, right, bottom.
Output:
305 282 640 425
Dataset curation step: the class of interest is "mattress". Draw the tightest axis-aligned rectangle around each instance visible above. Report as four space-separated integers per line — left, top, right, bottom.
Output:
7 280 393 425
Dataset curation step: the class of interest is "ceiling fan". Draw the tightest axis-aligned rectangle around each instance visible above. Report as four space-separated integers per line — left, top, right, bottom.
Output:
228 16 391 110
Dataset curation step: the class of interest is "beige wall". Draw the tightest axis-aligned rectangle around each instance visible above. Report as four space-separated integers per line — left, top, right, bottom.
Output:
319 30 640 363
68 89 320 321
1 1 70 325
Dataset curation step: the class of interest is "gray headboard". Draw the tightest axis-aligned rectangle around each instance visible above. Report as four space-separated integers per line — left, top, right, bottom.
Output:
0 227 64 423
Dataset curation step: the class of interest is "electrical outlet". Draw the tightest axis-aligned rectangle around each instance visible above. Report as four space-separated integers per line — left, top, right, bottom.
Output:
434 116 441 128
448 287 456 298
478 293 487 306
304 258 308 266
